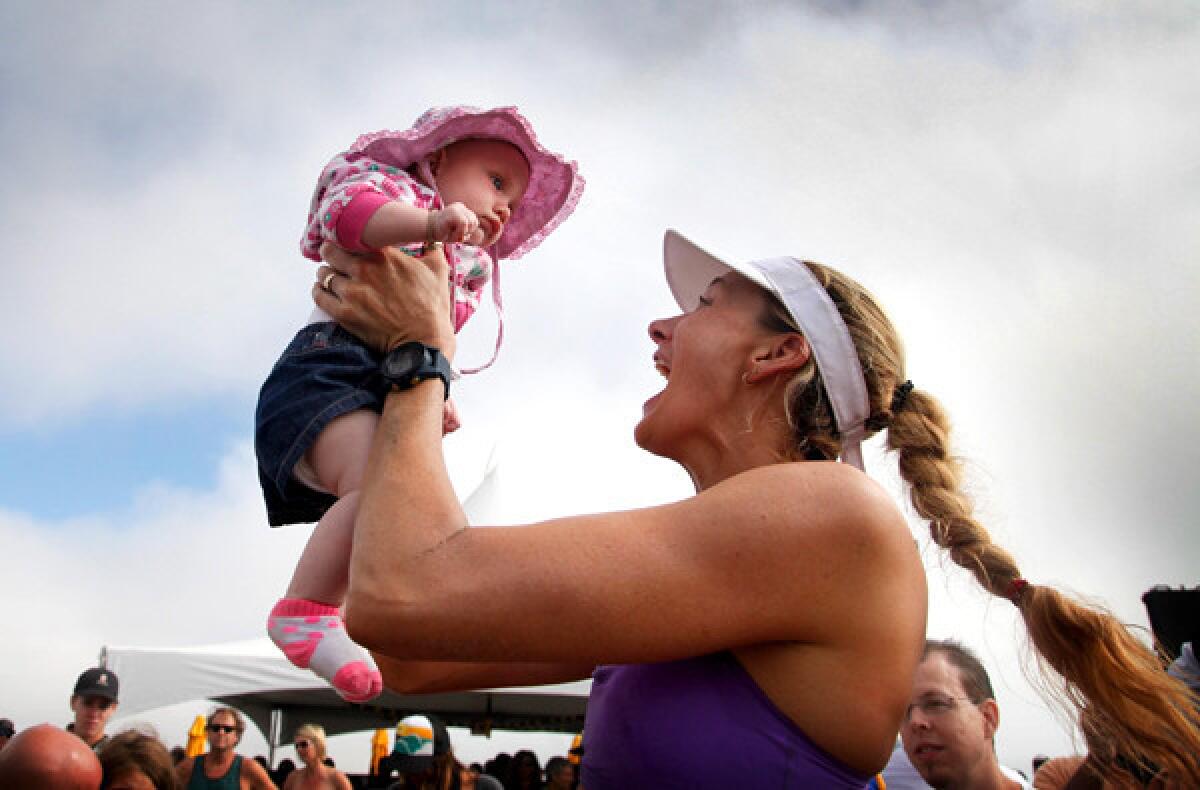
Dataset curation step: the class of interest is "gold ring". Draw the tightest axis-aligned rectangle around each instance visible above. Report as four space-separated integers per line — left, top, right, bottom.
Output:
323 272 336 291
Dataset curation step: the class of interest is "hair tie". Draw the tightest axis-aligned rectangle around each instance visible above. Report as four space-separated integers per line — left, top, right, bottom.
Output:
863 379 915 432
891 380 914 412
1006 577 1030 606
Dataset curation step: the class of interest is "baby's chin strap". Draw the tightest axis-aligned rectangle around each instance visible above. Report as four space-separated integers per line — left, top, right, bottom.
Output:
416 157 438 195
455 252 503 375
415 153 504 377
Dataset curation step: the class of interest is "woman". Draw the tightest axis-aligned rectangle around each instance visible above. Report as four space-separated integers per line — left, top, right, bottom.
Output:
284 724 351 790
314 231 1200 787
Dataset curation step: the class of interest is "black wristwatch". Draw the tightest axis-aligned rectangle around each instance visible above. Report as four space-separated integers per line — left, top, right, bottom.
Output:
380 342 453 400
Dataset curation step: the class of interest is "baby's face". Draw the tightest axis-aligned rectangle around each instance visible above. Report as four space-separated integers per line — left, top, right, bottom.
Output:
434 139 530 247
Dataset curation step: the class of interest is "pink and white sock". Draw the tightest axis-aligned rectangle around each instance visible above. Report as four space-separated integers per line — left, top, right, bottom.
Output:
268 598 383 703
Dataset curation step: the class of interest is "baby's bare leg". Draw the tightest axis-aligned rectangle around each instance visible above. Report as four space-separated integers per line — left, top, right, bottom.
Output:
286 409 378 601
269 409 382 703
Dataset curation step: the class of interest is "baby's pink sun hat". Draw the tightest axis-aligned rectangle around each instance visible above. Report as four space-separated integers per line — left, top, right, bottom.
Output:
351 105 584 260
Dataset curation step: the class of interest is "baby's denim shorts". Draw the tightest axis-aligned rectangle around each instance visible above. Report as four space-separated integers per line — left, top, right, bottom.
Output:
255 321 389 526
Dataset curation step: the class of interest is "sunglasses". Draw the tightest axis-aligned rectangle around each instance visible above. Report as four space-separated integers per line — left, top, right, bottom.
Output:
295 740 311 750
207 724 238 734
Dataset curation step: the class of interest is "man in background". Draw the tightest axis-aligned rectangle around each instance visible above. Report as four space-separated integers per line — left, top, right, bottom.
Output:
67 666 119 752
901 640 1030 789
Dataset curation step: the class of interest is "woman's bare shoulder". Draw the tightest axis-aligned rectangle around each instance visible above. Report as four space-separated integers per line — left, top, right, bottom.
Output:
708 461 906 537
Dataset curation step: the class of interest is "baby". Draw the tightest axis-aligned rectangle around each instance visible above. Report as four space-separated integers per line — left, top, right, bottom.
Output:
255 106 583 701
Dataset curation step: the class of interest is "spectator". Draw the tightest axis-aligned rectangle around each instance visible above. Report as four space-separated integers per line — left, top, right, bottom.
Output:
174 706 274 789
484 753 512 787
1168 642 1199 708
378 714 456 790
507 750 542 790
1032 705 1169 789
98 729 181 790
462 762 503 790
543 757 573 790
0 717 14 751
284 723 351 789
169 746 186 765
881 738 933 789
0 722 103 789
901 641 1029 789
68 667 121 752
273 757 296 787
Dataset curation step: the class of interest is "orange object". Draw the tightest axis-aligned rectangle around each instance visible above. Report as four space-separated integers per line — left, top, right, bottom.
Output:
370 727 389 774
185 715 207 757
567 733 583 765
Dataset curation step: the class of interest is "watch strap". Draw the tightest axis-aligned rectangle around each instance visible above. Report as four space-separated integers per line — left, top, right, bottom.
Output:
381 342 452 400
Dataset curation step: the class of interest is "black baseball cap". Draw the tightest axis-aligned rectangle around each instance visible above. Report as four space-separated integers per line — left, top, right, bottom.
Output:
73 667 119 700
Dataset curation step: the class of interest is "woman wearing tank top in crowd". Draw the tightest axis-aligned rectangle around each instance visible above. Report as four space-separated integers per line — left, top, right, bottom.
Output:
313 232 1200 788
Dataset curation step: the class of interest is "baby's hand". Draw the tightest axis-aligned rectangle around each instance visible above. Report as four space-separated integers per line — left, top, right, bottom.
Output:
443 397 462 435
432 203 482 246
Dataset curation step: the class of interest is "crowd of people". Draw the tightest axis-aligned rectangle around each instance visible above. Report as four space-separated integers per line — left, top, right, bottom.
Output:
0 666 585 789
1 636 1194 789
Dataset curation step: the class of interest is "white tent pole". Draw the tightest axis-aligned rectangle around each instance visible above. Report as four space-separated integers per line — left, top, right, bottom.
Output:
269 708 281 768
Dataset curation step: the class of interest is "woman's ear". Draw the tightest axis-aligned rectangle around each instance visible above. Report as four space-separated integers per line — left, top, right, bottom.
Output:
745 334 810 384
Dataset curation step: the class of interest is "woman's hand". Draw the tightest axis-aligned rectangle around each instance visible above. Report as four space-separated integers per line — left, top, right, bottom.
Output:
313 242 457 359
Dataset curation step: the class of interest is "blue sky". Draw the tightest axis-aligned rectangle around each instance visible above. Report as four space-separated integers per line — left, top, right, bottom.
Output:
2 0 1197 773
1 400 244 518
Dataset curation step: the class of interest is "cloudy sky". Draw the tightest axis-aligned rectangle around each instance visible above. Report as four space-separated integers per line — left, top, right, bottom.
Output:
2 0 1197 775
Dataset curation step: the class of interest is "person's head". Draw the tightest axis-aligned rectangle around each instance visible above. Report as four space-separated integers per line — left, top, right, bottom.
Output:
293 723 327 765
544 756 573 789
429 139 530 248
512 749 541 785
0 723 103 789
204 707 245 753
652 230 1200 786
387 714 454 789
0 718 14 750
71 668 120 745
168 746 185 765
98 729 180 790
900 641 1001 790
355 105 583 260
642 232 902 478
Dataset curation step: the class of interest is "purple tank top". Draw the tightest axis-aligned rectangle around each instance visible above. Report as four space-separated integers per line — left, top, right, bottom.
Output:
580 652 872 789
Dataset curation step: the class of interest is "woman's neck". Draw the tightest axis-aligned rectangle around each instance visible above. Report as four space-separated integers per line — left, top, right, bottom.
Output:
683 412 798 492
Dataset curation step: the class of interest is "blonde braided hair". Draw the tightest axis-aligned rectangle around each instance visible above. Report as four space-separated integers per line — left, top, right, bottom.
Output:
758 260 1200 785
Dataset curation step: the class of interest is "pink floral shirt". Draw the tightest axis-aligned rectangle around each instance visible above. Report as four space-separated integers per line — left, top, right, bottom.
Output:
301 151 492 332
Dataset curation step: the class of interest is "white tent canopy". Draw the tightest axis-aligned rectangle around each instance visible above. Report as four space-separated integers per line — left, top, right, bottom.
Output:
98 444 592 759
101 639 590 761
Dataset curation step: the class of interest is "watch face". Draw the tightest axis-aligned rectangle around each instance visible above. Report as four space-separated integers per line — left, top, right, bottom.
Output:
383 344 425 379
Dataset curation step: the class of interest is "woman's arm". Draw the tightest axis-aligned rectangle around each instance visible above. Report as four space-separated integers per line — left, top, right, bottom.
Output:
370 656 595 694
316 245 916 667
